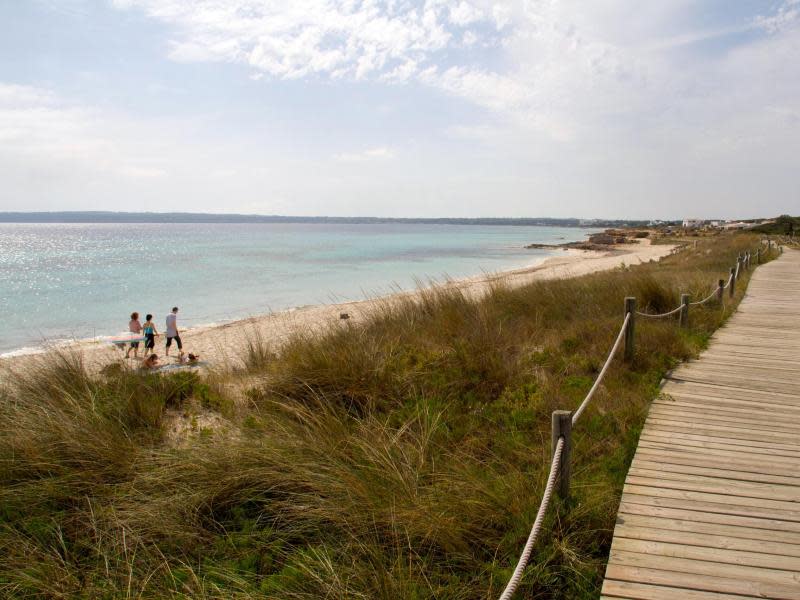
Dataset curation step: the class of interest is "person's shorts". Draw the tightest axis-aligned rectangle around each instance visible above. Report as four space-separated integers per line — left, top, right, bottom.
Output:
166 335 183 350
130 341 140 349
145 334 155 349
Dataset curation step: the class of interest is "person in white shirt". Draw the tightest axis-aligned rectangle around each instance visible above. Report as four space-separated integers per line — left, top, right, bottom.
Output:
165 306 183 357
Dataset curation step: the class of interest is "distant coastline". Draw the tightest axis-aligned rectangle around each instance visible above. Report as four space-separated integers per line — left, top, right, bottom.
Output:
0 211 661 228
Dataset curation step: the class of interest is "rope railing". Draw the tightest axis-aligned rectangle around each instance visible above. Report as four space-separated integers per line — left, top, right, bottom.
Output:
690 287 720 307
572 312 630 425
496 237 779 598
635 305 683 319
498 436 565 600
722 271 734 289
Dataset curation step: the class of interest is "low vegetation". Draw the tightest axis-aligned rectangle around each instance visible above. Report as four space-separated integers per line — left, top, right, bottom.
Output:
0 233 769 599
751 214 800 236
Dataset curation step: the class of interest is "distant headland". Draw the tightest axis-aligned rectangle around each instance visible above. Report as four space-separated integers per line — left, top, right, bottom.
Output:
0 211 659 227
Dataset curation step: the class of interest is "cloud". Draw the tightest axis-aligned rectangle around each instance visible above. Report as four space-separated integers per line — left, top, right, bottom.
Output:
111 0 485 80
333 146 395 162
449 2 484 27
755 0 800 34
0 83 171 183
107 0 800 161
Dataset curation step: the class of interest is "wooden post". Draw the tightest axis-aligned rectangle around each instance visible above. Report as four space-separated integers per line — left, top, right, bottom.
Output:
716 279 724 303
552 410 572 500
679 294 690 327
755 248 760 265
729 267 736 298
624 297 636 362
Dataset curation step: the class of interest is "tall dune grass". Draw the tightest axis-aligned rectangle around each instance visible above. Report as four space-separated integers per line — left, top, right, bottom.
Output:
0 234 767 598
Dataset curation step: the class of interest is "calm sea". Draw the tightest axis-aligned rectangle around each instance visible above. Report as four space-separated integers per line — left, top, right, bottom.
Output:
0 223 597 355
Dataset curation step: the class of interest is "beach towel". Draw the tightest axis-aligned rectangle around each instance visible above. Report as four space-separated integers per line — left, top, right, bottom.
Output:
106 332 147 348
155 361 209 373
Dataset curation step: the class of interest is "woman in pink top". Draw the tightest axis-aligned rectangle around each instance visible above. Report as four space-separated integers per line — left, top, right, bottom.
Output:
125 312 143 358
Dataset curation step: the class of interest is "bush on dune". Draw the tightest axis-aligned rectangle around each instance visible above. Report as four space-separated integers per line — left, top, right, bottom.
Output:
0 233 768 598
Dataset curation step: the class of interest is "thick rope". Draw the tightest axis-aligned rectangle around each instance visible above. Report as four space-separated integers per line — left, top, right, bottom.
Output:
690 288 719 306
498 437 564 600
722 272 734 290
635 304 683 319
571 312 630 426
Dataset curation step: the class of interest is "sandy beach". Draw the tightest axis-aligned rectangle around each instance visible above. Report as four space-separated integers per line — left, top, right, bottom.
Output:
1 239 674 374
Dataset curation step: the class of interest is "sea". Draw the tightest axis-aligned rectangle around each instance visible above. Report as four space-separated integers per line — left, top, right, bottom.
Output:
0 223 598 356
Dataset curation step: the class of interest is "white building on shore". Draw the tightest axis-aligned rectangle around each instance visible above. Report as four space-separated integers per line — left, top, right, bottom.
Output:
682 218 704 229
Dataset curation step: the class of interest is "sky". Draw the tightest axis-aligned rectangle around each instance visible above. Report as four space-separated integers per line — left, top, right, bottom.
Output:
0 0 798 220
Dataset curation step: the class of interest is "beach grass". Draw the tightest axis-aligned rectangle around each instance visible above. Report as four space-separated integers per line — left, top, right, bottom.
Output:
0 233 768 599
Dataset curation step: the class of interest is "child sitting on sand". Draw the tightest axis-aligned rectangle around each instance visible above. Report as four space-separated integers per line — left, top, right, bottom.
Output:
178 352 200 364
141 354 160 370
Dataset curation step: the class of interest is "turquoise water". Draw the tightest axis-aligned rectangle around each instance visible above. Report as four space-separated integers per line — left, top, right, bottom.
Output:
0 223 596 354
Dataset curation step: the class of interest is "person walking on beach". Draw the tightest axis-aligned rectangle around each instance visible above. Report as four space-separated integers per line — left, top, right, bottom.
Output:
125 312 143 359
143 313 158 355
165 306 182 357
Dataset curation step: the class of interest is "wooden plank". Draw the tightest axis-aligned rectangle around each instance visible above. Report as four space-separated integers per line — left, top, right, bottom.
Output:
617 500 800 534
608 553 800 599
646 405 800 434
631 458 800 486
605 563 800 600
613 523 800 560
624 475 800 505
615 511 800 543
602 579 765 599
652 396 800 419
637 433 800 459
642 422 800 448
610 537 800 572
622 484 800 520
638 432 800 458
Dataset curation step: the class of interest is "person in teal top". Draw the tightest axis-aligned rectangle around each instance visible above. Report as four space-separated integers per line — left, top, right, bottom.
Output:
143 313 159 354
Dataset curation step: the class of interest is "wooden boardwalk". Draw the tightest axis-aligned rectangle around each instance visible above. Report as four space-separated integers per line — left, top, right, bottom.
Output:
601 248 800 600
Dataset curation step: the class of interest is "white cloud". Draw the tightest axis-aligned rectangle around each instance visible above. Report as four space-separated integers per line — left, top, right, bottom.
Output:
109 0 800 152
333 146 395 162
0 83 166 178
449 2 484 27
756 0 800 34
112 0 481 80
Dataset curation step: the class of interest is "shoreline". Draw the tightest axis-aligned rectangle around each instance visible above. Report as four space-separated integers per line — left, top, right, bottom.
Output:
1 240 674 373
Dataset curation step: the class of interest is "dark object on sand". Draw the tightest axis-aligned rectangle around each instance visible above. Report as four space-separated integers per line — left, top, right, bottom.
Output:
340 313 350 320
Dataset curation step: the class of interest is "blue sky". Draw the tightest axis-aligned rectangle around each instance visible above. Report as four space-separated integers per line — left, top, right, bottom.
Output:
0 0 798 219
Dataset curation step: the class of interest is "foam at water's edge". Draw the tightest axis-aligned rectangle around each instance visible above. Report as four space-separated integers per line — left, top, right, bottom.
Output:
0 345 48 358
